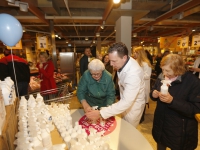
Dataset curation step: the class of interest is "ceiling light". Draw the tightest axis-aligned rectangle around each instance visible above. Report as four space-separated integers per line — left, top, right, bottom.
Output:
66 40 68 43
133 33 137 37
113 0 120 4
22 27 26 32
96 33 100 37
192 29 196 32
58 37 61 39
93 40 96 43
149 26 154 31
101 21 105 29
85 37 88 40
8 1 29 12
68 43 71 47
55 34 58 37
6 0 15 3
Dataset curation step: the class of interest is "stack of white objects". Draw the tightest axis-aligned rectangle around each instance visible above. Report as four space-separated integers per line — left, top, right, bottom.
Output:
48 103 112 150
15 93 66 150
0 85 6 135
0 77 16 106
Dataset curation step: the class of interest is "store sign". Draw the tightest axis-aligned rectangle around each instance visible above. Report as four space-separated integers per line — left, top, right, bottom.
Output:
192 35 200 47
180 36 189 48
160 37 179 49
7 40 22 49
37 36 48 50
177 38 181 47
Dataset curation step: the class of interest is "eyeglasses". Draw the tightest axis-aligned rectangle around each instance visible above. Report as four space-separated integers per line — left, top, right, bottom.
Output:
90 72 102 77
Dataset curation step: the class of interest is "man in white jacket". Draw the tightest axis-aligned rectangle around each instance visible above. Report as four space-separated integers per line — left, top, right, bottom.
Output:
86 42 146 127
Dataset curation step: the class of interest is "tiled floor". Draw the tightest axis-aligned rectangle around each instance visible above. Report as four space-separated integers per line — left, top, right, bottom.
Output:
68 96 200 150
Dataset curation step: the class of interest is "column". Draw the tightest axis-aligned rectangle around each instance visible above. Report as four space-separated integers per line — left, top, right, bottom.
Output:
49 20 57 70
115 0 132 55
96 37 101 54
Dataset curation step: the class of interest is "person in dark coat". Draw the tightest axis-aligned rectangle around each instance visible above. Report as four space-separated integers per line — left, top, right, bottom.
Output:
79 47 91 76
2 50 30 96
150 54 200 150
0 56 8 81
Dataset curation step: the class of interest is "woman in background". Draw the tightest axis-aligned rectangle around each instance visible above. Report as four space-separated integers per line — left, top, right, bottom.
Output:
37 52 57 100
102 54 113 74
150 54 200 150
133 47 152 123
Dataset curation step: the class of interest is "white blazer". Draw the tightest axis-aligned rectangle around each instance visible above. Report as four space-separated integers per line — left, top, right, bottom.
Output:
142 62 152 103
100 57 145 127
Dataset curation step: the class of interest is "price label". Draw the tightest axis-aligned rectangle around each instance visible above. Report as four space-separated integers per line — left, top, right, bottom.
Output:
177 39 181 47
180 36 189 48
192 35 200 47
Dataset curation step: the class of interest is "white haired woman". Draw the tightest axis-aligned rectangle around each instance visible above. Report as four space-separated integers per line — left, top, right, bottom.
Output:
77 59 116 113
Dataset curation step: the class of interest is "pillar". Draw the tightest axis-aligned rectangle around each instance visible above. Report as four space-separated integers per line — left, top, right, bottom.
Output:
50 20 57 70
115 0 132 55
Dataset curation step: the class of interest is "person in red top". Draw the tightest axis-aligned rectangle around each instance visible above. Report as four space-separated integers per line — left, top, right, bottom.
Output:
36 52 57 100
0 49 30 96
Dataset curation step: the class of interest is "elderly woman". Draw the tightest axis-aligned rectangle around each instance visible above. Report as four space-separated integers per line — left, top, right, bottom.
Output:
36 52 57 100
77 59 115 113
150 54 200 150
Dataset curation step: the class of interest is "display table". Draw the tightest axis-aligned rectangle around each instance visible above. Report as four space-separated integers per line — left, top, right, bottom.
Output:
71 109 153 150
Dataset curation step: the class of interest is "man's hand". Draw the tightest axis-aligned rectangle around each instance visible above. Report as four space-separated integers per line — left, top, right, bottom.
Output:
85 110 101 121
159 92 173 104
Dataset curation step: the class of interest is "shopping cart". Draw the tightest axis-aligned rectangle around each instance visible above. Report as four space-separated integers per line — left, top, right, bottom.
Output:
28 81 75 104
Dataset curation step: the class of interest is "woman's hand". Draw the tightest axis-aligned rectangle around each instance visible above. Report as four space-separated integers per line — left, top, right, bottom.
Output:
152 90 159 98
159 92 173 104
39 63 43 69
81 99 92 113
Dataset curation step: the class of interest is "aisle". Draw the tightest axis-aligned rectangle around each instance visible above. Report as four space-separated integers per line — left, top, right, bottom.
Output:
69 96 200 150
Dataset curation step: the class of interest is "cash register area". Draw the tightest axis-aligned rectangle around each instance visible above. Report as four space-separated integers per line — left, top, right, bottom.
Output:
69 96 200 150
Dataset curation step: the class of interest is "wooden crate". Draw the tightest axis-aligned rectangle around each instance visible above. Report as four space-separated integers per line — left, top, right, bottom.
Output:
0 99 18 150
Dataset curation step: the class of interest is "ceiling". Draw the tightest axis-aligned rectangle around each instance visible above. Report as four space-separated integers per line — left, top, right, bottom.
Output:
0 0 200 48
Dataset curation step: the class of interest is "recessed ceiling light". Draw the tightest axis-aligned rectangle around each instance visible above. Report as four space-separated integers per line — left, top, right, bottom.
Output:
113 0 120 4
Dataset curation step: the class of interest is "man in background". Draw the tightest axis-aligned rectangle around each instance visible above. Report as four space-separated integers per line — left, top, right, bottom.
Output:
79 47 91 76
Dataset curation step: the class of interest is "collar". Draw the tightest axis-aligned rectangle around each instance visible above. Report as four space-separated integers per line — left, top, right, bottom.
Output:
159 73 182 82
118 56 130 72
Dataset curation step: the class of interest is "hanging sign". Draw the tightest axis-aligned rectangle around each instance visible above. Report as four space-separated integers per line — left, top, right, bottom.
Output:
7 40 22 49
192 34 200 47
160 37 178 49
180 36 189 48
37 36 48 50
176 38 181 47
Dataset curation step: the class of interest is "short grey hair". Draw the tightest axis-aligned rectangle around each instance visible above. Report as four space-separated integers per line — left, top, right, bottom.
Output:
88 59 105 71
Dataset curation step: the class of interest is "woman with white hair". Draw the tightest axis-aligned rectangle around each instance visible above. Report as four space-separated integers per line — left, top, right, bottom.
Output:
77 59 115 112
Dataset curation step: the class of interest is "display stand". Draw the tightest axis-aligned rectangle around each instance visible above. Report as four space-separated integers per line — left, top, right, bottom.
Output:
0 99 18 150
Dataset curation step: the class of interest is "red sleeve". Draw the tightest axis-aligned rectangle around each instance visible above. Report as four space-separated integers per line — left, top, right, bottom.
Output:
39 61 55 79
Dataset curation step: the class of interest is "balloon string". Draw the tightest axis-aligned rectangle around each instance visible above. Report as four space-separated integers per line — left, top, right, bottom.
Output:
10 48 20 99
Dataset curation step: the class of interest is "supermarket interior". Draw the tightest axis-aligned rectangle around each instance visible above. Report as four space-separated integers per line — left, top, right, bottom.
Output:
0 0 200 150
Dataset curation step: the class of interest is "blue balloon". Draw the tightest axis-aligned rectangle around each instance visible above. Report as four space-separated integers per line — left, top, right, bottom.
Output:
0 13 23 47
